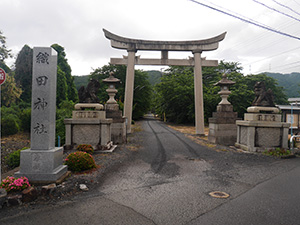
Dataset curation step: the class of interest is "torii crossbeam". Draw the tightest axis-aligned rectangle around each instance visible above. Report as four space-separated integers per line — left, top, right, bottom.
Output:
103 29 226 135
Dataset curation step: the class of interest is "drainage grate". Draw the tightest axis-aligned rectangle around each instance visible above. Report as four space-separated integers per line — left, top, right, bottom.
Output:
209 191 230 199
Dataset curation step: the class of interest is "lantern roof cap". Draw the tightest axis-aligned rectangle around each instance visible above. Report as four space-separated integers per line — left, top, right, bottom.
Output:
103 72 120 84
214 73 235 86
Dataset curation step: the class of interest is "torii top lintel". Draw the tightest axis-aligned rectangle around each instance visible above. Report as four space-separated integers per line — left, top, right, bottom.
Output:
103 29 226 52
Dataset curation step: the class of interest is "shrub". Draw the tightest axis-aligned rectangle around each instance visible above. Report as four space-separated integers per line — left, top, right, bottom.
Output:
1 114 20 136
19 108 31 132
56 100 75 146
76 144 94 154
1 176 31 193
263 148 291 157
7 147 28 169
64 151 96 172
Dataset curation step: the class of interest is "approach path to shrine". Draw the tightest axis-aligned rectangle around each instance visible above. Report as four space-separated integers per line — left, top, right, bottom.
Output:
1 115 300 224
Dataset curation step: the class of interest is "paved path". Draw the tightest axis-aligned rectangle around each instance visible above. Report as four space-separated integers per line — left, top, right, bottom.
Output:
189 165 300 225
1 118 300 224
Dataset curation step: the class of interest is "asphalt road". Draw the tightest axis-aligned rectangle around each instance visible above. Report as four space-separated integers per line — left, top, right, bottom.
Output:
1 117 300 225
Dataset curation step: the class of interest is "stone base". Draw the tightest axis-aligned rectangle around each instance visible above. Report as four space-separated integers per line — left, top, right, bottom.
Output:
15 147 68 183
106 103 119 112
64 118 112 150
208 108 240 146
106 108 127 144
74 103 103 110
208 123 237 146
244 113 281 122
247 106 280 113
98 144 118 153
210 111 239 124
72 110 106 120
235 120 290 152
217 104 233 112
111 122 126 144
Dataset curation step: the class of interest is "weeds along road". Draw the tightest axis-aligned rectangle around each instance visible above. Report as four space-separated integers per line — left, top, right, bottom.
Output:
1 116 300 225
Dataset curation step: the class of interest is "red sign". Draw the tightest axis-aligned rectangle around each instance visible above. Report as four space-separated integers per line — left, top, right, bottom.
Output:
0 68 6 85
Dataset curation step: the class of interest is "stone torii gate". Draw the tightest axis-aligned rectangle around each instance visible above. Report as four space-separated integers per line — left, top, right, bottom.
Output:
103 29 226 135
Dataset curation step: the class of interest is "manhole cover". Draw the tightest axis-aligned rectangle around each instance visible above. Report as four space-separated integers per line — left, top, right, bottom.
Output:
209 191 230 199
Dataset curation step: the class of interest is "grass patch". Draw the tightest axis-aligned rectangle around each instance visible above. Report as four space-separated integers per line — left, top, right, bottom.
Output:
131 123 143 132
263 148 292 157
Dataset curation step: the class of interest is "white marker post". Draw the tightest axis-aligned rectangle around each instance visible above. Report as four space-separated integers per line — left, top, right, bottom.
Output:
0 68 7 183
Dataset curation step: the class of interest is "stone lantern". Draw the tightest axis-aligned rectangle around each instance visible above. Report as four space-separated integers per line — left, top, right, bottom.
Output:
103 72 121 111
214 73 235 112
103 72 126 144
208 73 239 146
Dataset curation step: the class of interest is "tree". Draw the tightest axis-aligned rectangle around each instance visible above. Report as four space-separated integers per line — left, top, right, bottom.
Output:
1 72 22 107
132 69 153 119
0 61 10 73
90 64 152 120
0 31 14 105
14 44 79 106
264 72 300 98
56 100 75 145
0 30 12 62
51 44 78 104
243 74 288 105
73 75 89 90
89 64 126 104
154 61 288 123
154 66 195 123
14 45 33 103
56 67 68 106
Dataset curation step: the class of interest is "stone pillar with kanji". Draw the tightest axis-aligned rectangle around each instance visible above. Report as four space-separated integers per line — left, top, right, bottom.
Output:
15 47 67 183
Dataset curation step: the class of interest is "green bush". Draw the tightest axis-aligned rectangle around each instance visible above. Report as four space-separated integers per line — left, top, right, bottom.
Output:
76 144 94 154
1 114 20 136
19 108 31 132
1 105 21 117
56 100 75 146
263 148 291 157
7 147 28 168
64 151 96 172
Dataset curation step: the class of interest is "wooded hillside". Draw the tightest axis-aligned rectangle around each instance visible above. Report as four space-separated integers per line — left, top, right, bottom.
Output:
264 72 300 98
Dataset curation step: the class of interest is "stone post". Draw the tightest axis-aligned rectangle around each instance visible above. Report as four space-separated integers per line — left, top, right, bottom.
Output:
16 47 67 182
123 50 136 133
208 74 239 146
103 73 126 144
193 51 205 135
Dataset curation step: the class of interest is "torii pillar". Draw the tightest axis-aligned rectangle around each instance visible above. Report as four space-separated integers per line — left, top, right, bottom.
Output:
193 51 204 135
103 29 226 134
123 50 136 131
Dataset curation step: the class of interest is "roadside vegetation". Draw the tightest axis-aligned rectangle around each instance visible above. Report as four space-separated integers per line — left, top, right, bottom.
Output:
263 148 292 157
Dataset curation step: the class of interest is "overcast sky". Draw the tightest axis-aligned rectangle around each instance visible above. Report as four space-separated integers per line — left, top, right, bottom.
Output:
2 0 300 75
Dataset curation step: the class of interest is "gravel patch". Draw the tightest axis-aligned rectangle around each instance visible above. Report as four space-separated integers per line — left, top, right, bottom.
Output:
1 133 30 174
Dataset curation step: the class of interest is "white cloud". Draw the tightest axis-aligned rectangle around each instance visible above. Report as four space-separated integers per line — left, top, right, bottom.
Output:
2 0 300 75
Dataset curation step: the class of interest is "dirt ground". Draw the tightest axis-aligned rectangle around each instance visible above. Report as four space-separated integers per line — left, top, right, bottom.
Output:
0 123 142 204
1 133 30 174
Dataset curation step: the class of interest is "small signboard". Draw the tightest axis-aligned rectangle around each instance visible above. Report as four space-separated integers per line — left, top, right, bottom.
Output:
0 68 6 85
